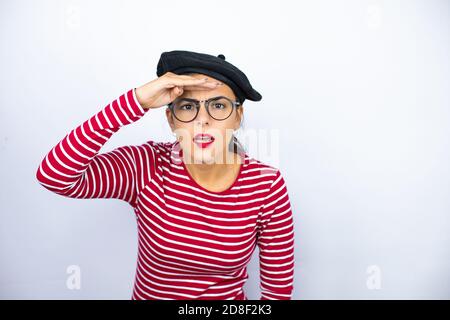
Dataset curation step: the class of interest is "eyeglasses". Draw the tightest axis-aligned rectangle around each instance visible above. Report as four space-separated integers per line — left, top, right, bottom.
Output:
168 96 241 123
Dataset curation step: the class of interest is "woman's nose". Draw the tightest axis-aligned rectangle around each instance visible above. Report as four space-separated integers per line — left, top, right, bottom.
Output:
195 102 211 124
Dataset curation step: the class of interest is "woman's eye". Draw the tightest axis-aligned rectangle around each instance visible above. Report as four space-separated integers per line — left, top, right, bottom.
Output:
180 104 193 110
213 103 225 109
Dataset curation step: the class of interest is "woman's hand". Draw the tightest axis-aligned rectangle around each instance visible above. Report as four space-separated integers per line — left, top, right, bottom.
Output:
135 72 222 109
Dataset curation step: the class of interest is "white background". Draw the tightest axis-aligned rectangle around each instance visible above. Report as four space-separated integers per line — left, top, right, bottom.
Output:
1 0 449 299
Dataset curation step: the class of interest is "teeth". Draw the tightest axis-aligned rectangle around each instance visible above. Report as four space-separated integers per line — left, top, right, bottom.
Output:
195 136 213 142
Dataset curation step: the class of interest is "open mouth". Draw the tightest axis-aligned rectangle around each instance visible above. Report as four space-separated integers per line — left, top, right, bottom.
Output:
193 133 215 149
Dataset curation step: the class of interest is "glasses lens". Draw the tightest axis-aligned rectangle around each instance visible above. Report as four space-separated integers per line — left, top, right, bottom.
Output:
208 97 233 120
171 97 234 122
171 99 198 122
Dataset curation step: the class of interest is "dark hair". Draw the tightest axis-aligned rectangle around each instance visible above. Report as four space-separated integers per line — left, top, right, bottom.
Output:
230 135 246 155
229 114 245 155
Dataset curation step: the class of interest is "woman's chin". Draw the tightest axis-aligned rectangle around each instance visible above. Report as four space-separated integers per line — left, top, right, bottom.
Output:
186 141 228 165
192 152 216 165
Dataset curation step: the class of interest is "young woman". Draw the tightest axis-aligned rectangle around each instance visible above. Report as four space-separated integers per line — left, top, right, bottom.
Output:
36 50 295 300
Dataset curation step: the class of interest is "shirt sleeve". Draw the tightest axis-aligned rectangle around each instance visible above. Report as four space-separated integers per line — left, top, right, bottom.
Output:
257 169 295 300
35 88 153 208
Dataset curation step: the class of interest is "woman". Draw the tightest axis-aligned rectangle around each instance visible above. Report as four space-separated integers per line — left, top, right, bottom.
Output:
36 50 295 300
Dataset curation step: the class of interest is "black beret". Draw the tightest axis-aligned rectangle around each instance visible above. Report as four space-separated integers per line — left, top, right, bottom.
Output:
156 50 262 104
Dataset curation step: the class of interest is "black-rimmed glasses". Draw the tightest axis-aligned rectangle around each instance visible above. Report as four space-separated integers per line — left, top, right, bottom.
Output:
168 96 241 123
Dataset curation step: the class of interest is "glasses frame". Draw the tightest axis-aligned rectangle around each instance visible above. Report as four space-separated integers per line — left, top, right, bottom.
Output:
168 96 241 123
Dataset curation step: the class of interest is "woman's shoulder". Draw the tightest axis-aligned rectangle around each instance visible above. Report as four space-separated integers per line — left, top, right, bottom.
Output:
244 155 284 186
246 157 290 206
143 140 175 152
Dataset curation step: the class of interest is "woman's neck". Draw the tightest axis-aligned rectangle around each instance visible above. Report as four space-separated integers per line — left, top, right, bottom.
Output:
183 151 242 185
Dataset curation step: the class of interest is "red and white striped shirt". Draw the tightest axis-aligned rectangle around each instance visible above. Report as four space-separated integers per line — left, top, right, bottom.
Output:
36 88 295 300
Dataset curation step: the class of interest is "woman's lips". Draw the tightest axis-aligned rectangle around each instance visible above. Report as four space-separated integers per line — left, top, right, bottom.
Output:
193 133 215 149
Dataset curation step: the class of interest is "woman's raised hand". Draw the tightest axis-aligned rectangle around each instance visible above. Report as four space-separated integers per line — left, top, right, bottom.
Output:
135 72 222 109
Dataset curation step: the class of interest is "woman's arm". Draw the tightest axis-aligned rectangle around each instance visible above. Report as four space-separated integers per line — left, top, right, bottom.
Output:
36 74 222 207
257 170 295 300
35 88 152 207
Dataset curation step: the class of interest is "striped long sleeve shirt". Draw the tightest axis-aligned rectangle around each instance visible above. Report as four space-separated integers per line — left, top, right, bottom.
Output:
36 88 295 300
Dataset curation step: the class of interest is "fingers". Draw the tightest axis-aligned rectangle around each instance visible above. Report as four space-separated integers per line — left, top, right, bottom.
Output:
170 78 222 89
164 73 223 89
182 84 222 91
172 83 220 97
171 86 183 97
